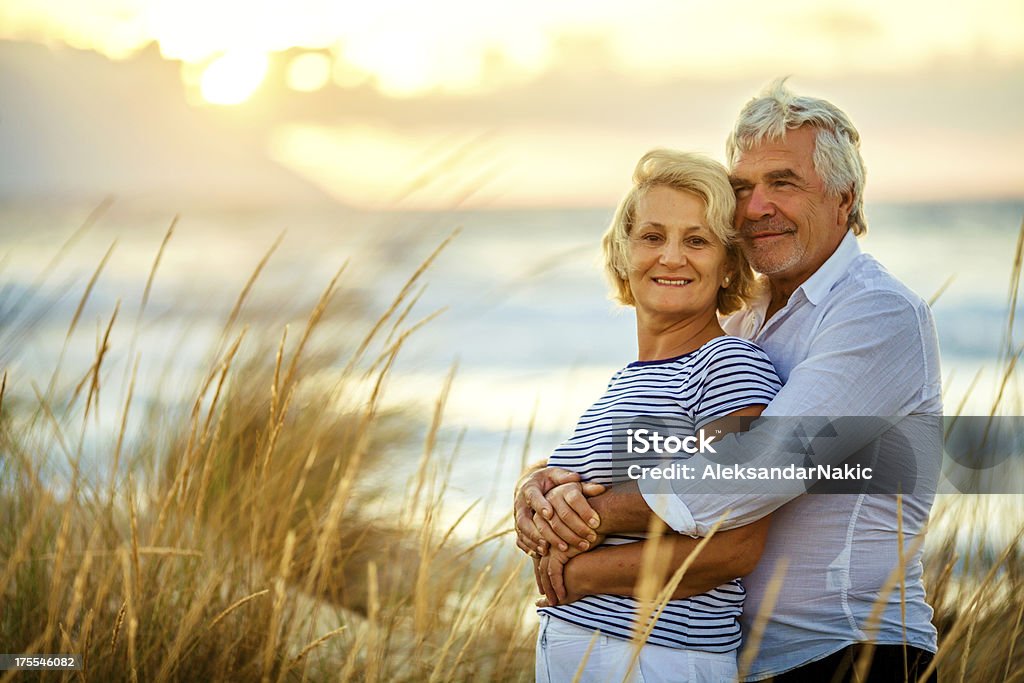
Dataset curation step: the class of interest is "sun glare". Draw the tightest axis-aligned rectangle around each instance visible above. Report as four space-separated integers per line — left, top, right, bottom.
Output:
199 51 268 105
286 52 332 92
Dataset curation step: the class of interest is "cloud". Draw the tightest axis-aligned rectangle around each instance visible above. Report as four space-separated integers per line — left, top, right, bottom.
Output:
2 34 1022 207
5 0 1024 92
0 40 334 204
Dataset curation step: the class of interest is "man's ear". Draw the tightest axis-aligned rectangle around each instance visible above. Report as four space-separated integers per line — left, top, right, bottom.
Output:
836 190 854 229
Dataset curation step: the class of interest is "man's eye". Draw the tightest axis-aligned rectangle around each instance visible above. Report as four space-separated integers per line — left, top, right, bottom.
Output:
773 180 793 188
733 186 751 197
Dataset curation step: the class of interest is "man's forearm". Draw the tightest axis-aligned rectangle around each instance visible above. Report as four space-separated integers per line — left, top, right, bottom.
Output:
589 481 654 535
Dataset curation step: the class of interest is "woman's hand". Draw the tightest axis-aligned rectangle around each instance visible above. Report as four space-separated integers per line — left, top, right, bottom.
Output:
531 482 606 554
535 551 589 607
533 527 604 605
535 547 573 606
514 468 603 556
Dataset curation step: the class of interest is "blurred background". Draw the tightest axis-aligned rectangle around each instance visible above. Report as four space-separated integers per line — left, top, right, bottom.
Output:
2 0 1023 205
2 0 1024 523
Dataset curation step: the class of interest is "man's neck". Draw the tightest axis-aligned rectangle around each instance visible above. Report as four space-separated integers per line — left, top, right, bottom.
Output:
764 283 794 322
762 229 852 323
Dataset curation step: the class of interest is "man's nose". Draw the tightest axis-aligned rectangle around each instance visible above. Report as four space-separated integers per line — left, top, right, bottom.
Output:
744 184 776 219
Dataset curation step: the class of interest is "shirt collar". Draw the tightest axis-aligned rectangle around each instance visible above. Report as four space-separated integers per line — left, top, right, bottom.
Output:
721 230 863 339
796 229 861 306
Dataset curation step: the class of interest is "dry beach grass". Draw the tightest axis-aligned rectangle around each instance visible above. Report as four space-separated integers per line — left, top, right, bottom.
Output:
1 211 1023 682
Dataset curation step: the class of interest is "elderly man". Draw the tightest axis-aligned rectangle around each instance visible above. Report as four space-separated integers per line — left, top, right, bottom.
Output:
515 80 941 682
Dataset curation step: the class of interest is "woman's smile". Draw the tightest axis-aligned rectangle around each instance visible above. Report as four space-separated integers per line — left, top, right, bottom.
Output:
652 277 693 286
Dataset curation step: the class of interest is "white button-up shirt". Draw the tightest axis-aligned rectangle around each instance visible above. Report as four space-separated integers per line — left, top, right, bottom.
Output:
638 230 943 679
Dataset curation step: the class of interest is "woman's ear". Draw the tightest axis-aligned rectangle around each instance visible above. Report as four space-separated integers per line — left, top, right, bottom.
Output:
722 250 739 288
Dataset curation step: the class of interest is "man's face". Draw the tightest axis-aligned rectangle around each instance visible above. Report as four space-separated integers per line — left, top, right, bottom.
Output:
729 125 851 290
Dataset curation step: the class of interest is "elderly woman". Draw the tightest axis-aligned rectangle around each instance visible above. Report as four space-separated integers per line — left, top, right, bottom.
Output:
526 149 781 682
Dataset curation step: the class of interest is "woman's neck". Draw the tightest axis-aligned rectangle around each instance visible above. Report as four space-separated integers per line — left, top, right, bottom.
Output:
635 311 724 362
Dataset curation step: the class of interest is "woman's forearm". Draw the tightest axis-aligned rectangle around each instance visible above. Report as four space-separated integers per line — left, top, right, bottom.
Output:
564 517 770 601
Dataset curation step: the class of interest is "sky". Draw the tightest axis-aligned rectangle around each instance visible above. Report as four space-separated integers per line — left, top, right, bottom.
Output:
2 0 1023 208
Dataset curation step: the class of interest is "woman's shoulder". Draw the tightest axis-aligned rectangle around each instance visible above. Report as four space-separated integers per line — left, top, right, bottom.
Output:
694 336 781 386
698 335 773 365
618 336 775 378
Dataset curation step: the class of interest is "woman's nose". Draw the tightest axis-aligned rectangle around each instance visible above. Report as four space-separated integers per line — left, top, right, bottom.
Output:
658 241 687 267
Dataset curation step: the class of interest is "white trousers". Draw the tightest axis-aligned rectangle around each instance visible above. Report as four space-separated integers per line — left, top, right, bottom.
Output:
535 614 737 683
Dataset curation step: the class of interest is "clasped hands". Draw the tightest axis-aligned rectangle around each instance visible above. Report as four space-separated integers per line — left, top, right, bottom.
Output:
513 466 606 607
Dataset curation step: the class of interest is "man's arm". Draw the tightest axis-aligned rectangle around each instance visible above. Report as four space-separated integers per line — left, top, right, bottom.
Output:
588 480 651 535
636 290 941 536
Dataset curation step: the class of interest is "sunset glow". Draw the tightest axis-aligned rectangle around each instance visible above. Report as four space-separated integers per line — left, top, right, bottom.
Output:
286 51 331 92
1 0 1022 206
6 0 1020 97
199 51 268 105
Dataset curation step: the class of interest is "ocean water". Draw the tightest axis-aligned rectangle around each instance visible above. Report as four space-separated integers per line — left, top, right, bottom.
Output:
2 198 1023 530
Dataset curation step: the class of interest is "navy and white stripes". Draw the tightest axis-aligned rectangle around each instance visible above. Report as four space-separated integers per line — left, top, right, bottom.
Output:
538 335 781 652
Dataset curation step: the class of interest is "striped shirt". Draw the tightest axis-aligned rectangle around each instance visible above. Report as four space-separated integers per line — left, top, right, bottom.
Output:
539 335 781 651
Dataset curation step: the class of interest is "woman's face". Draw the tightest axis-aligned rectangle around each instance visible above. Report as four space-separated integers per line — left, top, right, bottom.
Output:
626 185 731 324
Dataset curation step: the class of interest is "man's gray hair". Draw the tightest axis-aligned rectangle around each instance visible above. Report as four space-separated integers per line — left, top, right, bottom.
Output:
726 78 868 236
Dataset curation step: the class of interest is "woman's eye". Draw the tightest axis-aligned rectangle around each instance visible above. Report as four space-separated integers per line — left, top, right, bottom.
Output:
688 238 708 247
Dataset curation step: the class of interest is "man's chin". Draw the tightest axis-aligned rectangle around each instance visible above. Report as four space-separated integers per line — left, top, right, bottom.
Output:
743 244 802 276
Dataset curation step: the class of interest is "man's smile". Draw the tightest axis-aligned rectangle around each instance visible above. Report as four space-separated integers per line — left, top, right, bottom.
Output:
743 229 795 242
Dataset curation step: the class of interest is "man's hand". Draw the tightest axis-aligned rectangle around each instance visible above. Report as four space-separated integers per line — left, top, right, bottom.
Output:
514 466 603 556
532 482 605 553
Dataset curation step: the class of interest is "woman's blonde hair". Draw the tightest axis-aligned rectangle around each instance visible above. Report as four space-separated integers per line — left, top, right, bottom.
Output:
601 149 760 315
